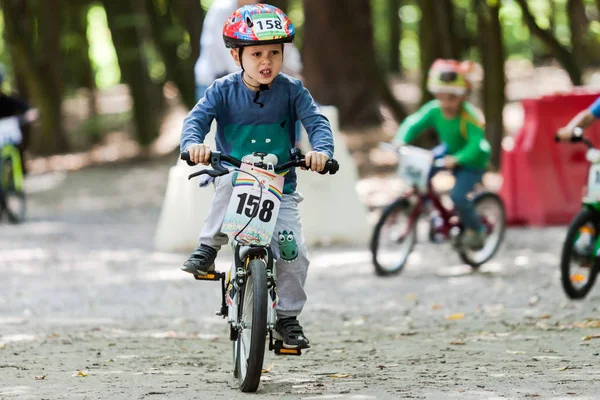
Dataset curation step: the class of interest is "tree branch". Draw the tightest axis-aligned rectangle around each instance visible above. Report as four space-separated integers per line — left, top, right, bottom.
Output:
515 0 582 85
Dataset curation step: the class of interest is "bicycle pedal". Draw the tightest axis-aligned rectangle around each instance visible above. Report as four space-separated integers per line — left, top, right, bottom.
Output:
193 272 224 281
272 340 302 356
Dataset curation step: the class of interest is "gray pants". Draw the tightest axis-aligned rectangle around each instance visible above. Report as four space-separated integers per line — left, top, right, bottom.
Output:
200 175 309 318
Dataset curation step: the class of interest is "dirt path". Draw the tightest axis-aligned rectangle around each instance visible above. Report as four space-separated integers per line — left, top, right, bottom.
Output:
1 160 600 399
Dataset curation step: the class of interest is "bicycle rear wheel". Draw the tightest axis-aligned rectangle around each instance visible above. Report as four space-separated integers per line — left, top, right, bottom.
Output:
235 259 267 392
370 197 418 276
459 192 505 268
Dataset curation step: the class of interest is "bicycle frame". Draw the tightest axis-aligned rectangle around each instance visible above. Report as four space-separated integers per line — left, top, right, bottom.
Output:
399 175 494 244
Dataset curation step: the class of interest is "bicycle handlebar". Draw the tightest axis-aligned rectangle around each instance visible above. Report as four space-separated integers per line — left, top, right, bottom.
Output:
180 149 339 180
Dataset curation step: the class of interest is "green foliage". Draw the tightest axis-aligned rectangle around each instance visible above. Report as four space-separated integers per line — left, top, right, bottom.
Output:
87 5 120 89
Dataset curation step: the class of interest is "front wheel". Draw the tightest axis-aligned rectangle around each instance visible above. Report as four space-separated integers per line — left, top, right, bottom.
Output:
560 208 599 299
1 152 26 224
235 259 267 392
458 192 506 268
370 196 418 276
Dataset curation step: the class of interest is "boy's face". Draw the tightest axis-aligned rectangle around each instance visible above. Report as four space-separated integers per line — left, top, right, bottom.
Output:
231 44 283 87
435 92 466 119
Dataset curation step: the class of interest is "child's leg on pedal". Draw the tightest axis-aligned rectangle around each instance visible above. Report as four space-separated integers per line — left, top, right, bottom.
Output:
271 192 309 317
271 191 310 348
450 167 485 231
182 175 233 273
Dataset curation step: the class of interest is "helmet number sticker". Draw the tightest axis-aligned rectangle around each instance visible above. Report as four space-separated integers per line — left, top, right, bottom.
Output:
252 14 286 39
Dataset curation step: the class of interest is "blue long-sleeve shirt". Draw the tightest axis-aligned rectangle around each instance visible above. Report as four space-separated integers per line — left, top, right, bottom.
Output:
181 72 334 193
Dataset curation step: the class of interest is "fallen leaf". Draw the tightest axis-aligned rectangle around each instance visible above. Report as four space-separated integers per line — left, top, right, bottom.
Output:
432 304 443 310
450 340 466 345
446 313 465 320
573 320 600 329
76 371 88 377
261 364 273 374
34 375 46 380
538 314 552 320
559 366 570 371
327 374 351 378
582 335 600 341
377 365 386 370
405 293 418 301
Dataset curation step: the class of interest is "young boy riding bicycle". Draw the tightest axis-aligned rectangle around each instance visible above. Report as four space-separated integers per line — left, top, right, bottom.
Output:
180 4 334 350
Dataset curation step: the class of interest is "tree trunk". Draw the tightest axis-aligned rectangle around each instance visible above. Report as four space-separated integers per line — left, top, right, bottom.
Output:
146 0 196 109
418 0 459 104
1 0 70 154
568 0 589 67
476 0 505 169
387 0 402 73
515 0 582 85
418 0 437 104
65 0 98 117
102 0 160 146
302 0 406 129
171 0 203 64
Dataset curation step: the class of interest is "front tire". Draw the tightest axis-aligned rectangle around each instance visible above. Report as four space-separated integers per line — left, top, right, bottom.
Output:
370 197 418 276
235 259 267 392
560 208 599 299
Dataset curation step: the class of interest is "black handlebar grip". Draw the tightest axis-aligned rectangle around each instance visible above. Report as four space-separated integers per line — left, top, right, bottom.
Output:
554 134 560 143
180 151 197 166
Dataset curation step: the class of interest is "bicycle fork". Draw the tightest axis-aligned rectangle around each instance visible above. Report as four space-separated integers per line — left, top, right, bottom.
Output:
194 253 301 356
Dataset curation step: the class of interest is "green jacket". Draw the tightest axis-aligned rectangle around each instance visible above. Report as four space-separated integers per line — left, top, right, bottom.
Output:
395 100 490 170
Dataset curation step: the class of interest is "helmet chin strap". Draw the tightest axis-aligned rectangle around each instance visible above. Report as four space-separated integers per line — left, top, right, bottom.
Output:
242 72 269 108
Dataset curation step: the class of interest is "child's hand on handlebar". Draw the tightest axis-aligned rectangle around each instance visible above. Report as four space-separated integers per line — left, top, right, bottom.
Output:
444 155 458 169
556 126 574 141
305 151 329 172
186 144 211 165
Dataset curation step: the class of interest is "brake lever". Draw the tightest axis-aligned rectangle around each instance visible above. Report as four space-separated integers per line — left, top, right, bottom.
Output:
188 168 229 180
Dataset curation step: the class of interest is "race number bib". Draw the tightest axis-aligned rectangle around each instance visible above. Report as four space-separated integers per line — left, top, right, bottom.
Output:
222 163 284 245
252 13 286 40
588 164 600 200
0 117 22 146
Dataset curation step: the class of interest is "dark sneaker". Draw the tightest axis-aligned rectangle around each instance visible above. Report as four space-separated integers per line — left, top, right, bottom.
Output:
462 229 487 250
274 317 310 349
181 244 217 275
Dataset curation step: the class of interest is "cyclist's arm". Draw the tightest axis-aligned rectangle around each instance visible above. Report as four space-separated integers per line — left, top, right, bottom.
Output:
557 98 599 140
295 85 334 159
180 83 222 153
394 100 436 145
453 122 488 166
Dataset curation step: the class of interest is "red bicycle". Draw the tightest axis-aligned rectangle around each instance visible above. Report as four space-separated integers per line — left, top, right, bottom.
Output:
370 144 506 276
